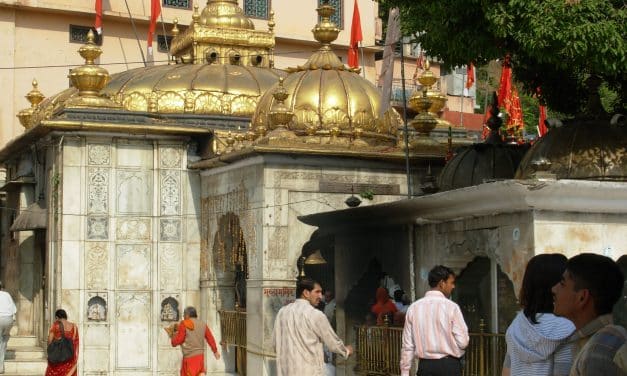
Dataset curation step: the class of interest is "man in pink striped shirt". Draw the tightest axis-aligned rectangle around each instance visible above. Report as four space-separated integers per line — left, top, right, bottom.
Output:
400 265 469 376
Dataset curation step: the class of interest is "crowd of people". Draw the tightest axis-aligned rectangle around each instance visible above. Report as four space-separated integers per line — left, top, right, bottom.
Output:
0 252 623 376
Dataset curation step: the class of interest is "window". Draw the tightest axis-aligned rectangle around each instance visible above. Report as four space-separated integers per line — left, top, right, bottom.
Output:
244 0 270 19
157 35 173 53
163 0 191 9
319 0 343 29
69 25 102 45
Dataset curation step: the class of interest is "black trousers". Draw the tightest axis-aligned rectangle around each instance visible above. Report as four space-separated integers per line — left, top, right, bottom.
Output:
417 356 462 376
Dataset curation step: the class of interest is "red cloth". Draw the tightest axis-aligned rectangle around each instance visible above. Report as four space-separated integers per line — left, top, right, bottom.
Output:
179 353 206 376
371 287 397 325
94 0 103 35
147 0 161 53
538 105 547 137
466 62 475 89
348 0 363 68
45 321 79 376
497 55 512 109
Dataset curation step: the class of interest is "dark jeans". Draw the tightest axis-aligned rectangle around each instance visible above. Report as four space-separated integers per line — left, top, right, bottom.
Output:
417 356 462 376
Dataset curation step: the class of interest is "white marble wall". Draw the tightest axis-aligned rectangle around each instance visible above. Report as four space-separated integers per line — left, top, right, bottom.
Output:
56 136 200 375
199 156 408 375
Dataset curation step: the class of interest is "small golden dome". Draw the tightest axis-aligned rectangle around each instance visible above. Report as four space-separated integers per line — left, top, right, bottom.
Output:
250 3 396 147
515 118 627 181
200 0 254 30
101 64 284 116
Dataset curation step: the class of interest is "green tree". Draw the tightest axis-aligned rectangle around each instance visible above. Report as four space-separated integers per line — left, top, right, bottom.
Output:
378 0 626 116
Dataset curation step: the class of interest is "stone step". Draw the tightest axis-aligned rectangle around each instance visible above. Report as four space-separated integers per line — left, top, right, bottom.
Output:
2 358 48 374
6 345 46 360
7 335 39 348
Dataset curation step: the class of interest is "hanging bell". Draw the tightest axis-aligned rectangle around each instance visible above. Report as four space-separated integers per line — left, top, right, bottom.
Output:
304 250 327 265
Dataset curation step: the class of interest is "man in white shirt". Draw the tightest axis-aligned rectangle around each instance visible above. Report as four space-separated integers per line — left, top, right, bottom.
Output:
0 281 16 374
273 278 353 376
400 265 469 376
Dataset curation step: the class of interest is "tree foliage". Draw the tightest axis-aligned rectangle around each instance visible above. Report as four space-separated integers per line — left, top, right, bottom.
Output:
379 0 626 115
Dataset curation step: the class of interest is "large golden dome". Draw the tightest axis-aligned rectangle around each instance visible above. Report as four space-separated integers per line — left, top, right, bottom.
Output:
101 64 283 116
250 3 397 147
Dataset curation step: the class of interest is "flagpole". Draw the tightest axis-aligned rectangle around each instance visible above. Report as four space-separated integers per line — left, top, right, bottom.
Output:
159 10 171 63
399 43 412 198
123 0 146 67
359 41 365 78
460 68 465 128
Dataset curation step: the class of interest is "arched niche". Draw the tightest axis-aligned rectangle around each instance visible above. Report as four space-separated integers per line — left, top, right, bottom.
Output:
87 296 107 322
160 297 180 322
453 256 518 332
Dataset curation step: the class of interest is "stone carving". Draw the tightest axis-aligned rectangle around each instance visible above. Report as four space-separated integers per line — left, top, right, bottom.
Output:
87 216 108 240
86 243 108 289
116 244 151 289
116 293 151 369
159 146 182 168
160 219 181 242
267 226 288 259
437 228 502 274
88 168 109 214
88 144 110 166
117 170 152 215
87 296 107 321
160 170 180 216
160 297 179 322
117 218 151 241
159 244 181 290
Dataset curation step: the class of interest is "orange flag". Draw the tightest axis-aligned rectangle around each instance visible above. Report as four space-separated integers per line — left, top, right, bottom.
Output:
497 55 512 108
465 62 475 89
95 0 103 35
147 0 161 56
348 0 363 68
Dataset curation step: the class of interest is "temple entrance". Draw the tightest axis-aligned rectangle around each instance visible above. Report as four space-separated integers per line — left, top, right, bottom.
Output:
213 212 248 375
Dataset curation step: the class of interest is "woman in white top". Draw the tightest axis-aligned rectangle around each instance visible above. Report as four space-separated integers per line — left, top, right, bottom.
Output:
503 254 576 376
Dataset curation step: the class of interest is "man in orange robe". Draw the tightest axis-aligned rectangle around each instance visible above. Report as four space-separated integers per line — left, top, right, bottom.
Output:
170 306 220 376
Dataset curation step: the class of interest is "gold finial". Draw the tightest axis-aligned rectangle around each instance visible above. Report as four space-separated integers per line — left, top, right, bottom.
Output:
268 10 275 33
65 30 119 108
407 61 439 138
172 18 180 38
192 5 200 26
17 79 45 129
26 79 45 108
268 78 295 129
312 2 340 46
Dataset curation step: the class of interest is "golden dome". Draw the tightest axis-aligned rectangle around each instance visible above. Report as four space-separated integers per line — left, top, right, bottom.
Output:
100 64 284 116
250 3 397 147
515 118 627 180
200 0 254 30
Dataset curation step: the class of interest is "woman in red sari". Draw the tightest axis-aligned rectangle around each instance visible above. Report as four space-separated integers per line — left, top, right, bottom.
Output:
46 309 79 376
370 287 398 325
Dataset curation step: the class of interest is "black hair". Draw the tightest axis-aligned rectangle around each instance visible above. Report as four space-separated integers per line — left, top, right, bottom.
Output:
184 306 198 318
567 253 624 315
520 254 567 324
428 265 455 288
296 277 319 298
55 309 68 320
393 289 404 302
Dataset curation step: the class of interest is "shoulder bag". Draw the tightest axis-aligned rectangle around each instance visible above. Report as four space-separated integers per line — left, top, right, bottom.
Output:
47 320 74 364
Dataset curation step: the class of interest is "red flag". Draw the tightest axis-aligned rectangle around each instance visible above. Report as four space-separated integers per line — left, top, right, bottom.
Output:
147 0 161 55
538 105 547 137
507 86 524 138
95 0 103 35
497 55 512 108
348 0 363 68
481 104 492 141
412 51 424 80
465 62 475 89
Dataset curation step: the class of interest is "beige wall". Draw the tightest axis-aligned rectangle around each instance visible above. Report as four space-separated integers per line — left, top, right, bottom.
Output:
0 0 379 150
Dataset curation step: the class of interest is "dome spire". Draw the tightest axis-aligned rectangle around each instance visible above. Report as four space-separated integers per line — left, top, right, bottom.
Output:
17 79 46 129
169 0 275 66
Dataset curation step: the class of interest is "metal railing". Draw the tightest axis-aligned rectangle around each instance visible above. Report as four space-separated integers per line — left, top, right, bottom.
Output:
218 310 247 348
354 321 506 376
